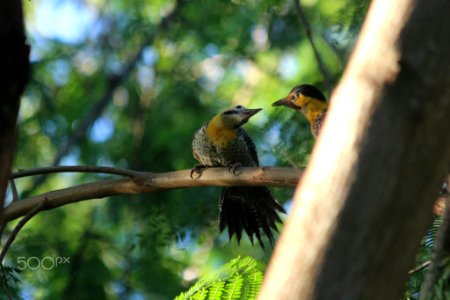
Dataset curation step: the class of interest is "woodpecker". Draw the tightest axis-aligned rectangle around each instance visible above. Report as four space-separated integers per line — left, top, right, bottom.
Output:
191 105 285 248
272 84 327 138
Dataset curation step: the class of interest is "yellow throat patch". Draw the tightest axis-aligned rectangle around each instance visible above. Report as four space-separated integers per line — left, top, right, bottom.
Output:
296 95 328 125
206 115 237 147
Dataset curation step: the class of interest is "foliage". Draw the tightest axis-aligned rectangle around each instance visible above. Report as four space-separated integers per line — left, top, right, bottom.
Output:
175 256 263 300
425 257 450 300
0 265 21 300
404 216 444 300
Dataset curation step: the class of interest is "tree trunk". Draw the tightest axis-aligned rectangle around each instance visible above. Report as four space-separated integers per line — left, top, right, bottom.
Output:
260 0 450 299
0 1 30 222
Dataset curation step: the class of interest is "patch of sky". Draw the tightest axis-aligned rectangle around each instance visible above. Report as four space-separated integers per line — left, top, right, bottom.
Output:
176 230 193 250
19 284 36 300
106 54 124 74
251 25 269 50
34 0 97 44
129 293 146 300
204 43 219 57
74 48 101 75
283 200 293 214
28 35 51 62
90 117 115 144
60 149 82 183
60 148 80 166
260 153 277 166
137 65 155 89
198 56 224 92
324 25 353 49
264 124 281 147
47 59 71 86
142 46 159 66
234 59 252 79
278 53 299 80
43 119 57 135
111 282 126 297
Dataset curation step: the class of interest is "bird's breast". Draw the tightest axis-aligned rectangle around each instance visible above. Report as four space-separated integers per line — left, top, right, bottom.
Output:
206 123 237 148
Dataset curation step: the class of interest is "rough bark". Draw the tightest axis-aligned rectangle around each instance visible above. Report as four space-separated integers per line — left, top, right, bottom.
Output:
0 1 30 223
260 0 450 299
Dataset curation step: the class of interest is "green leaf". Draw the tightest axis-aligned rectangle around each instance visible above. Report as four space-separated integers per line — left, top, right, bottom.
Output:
175 256 264 300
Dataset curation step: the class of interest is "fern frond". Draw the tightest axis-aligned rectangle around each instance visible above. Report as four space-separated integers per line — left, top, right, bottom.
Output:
175 256 264 300
193 288 208 300
242 270 263 300
208 281 225 300
223 274 243 300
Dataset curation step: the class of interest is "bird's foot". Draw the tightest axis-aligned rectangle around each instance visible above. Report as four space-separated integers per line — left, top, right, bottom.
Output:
190 164 207 179
227 163 243 175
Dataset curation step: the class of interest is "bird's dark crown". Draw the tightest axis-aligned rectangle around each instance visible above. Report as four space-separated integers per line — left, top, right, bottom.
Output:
291 84 326 102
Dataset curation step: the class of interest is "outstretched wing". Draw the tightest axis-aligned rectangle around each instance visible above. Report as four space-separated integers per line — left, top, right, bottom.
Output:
238 128 259 166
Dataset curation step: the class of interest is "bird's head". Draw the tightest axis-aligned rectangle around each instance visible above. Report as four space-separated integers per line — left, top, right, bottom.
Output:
216 105 262 129
272 84 326 113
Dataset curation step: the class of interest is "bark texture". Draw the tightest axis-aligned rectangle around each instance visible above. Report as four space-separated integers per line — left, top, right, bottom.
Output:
0 1 30 222
260 0 450 299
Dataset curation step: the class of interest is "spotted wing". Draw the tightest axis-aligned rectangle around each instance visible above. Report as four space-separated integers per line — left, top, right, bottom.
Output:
238 128 259 166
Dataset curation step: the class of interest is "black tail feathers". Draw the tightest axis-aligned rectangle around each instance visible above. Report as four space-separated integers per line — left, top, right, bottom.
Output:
219 186 286 249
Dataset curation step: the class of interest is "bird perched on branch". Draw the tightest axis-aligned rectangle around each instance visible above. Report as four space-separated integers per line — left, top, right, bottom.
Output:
191 105 285 248
272 84 327 138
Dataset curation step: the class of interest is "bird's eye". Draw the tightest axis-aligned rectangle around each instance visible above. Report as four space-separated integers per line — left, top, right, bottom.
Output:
236 105 243 109
290 95 295 100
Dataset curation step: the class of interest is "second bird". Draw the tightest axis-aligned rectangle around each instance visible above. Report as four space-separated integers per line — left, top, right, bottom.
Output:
192 105 285 248
273 84 327 138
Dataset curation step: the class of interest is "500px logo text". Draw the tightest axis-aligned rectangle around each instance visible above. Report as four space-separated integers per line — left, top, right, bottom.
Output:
16 256 70 270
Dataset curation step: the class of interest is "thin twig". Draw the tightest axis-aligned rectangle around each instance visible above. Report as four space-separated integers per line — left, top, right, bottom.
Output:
408 260 430 275
294 0 332 93
0 201 47 264
281 150 300 169
11 166 143 179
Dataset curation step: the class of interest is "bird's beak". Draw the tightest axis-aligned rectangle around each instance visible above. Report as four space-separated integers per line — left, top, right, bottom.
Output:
241 108 262 123
243 108 262 116
272 97 297 109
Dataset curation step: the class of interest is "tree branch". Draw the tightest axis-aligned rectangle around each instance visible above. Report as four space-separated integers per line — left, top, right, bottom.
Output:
2 167 302 224
10 165 143 179
0 201 46 264
294 0 332 93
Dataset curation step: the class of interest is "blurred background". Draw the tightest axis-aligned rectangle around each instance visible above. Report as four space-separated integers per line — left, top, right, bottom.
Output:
3 0 374 298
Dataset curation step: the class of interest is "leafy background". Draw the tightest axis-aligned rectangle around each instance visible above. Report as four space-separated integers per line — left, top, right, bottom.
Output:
3 0 437 299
